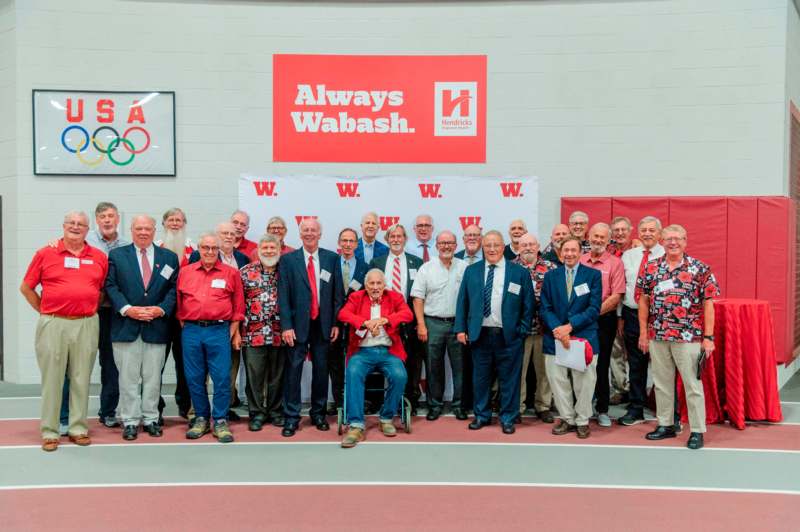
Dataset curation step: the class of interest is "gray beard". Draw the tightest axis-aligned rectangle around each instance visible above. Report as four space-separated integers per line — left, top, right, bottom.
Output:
259 255 279 268
162 228 186 257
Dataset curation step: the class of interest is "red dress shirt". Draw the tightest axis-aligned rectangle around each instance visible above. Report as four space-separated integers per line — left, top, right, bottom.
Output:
23 240 108 317
176 260 245 322
579 251 626 303
236 238 258 259
338 289 413 361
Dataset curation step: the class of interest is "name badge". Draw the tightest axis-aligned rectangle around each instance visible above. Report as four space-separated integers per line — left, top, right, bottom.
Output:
507 282 521 295
409 269 417 280
81 259 94 265
160 264 174 280
349 279 362 291
656 279 675 294
211 279 226 289
64 257 80 269
574 283 590 297
319 269 331 283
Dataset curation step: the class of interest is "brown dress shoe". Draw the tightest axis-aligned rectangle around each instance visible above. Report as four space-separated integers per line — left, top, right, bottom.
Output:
551 419 577 435
537 410 555 423
576 425 591 439
68 434 92 446
42 439 59 452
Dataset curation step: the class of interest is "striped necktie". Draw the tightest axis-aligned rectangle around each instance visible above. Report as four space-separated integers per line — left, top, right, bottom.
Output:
391 256 402 294
483 264 496 318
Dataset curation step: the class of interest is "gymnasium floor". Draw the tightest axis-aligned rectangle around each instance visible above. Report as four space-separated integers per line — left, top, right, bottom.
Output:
1 375 799 532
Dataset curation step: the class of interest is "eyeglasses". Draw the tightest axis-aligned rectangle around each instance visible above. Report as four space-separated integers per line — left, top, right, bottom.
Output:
484 243 504 249
663 237 685 243
268 226 286 232
199 245 219 252
437 241 457 247
415 224 432 228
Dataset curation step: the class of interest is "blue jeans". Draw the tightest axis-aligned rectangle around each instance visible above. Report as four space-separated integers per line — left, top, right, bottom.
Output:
345 346 407 429
472 327 523 426
182 322 231 422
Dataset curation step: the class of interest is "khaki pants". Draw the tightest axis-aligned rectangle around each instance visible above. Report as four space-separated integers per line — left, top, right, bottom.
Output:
649 340 706 433
545 354 597 427
113 337 166 426
521 334 551 414
35 314 99 439
610 335 629 395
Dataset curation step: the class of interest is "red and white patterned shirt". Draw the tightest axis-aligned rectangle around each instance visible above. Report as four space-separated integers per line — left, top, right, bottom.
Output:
239 262 282 347
514 254 556 334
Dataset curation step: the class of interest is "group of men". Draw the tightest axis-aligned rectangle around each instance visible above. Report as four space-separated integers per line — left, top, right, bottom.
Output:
22 204 718 452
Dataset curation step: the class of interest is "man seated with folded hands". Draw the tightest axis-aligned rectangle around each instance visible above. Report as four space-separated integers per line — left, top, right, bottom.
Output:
337 269 413 448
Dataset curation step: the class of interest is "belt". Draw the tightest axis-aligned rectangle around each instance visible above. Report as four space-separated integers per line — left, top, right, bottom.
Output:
481 326 504 335
622 305 638 314
43 313 93 320
425 315 455 323
185 319 228 327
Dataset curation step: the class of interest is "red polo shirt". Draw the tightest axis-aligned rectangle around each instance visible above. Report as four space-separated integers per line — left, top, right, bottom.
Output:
23 240 108 317
580 250 626 302
176 260 245 322
236 238 257 259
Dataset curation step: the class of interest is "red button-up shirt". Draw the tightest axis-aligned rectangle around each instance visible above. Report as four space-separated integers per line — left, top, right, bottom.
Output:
237 238 258 259
580 251 626 303
23 240 108 317
176 260 245 322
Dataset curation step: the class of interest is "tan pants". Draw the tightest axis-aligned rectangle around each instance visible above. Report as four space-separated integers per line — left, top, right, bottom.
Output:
610 335 629 395
649 340 706 433
113 337 166 426
521 335 551 414
545 354 597 427
35 314 99 439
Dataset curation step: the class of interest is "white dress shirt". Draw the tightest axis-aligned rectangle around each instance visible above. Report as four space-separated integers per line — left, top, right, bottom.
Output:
410 257 466 318
405 238 431 261
302 247 322 306
362 240 375 265
359 302 392 348
621 244 665 309
383 252 409 297
220 250 238 268
482 258 506 328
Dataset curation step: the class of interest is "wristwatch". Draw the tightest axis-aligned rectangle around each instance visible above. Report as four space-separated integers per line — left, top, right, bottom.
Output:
703 335 714 341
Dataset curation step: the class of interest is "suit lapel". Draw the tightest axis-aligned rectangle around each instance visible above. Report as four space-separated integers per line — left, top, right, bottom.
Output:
298 251 310 289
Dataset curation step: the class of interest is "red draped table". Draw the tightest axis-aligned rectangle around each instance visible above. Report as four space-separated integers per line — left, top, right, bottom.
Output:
678 299 783 429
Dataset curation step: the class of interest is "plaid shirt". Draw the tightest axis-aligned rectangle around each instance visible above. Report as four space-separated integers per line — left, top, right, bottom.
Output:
240 262 282 347
514 254 556 334
636 254 720 342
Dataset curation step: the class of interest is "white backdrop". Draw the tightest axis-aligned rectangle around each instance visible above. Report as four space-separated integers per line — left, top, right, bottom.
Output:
239 174 539 403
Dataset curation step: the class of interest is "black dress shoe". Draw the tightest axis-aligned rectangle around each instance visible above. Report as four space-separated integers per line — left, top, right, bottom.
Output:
248 416 264 432
311 417 330 431
513 414 522 425
687 432 704 450
327 405 338 416
453 408 468 421
157 415 165 427
468 418 491 430
646 425 677 440
227 411 241 422
426 407 442 421
144 423 162 437
100 416 120 428
502 423 516 435
122 425 138 440
271 415 285 427
282 423 298 437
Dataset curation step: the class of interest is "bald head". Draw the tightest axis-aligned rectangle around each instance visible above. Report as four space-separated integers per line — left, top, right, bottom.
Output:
518 233 540 264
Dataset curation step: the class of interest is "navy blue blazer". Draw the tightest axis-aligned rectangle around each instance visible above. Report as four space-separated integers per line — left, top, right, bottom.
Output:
341 256 369 297
105 244 179 344
354 238 389 264
188 248 250 269
540 263 602 355
278 248 344 344
454 259 535 345
369 252 423 303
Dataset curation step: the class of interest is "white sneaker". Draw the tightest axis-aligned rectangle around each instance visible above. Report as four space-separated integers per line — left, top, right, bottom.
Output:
597 413 612 427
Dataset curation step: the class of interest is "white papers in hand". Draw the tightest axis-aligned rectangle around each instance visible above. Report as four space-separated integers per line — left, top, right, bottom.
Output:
555 340 586 372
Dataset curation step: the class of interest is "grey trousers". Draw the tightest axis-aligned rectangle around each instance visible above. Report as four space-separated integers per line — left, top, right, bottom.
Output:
113 337 166 426
244 344 285 418
424 316 464 408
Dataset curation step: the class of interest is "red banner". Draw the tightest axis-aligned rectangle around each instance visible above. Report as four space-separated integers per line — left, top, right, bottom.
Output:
273 54 487 163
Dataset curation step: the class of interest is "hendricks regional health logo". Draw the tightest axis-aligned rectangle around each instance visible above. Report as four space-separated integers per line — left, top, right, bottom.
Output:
434 82 477 137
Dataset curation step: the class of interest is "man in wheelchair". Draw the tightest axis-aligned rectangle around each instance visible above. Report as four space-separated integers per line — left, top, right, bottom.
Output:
337 269 414 448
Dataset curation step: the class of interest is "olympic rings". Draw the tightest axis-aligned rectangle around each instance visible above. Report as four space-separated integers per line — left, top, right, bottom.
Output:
61 125 89 153
59 125 151 166
106 137 136 166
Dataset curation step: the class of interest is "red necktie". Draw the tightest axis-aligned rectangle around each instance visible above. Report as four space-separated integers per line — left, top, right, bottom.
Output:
422 243 430 263
392 256 402 294
307 255 319 320
633 249 650 304
140 247 152 288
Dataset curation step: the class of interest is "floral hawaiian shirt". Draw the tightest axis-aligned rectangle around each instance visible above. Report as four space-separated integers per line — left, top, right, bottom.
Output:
514 254 556 334
636 254 720 343
239 262 282 347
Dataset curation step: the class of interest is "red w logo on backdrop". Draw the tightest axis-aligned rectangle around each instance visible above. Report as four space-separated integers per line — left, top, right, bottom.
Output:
336 182 360 198
459 216 482 230
294 215 319 226
418 183 442 198
379 216 400 231
500 182 523 198
253 181 278 197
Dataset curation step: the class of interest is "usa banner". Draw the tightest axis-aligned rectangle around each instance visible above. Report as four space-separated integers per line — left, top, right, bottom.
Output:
239 175 538 252
32 90 176 176
272 55 487 163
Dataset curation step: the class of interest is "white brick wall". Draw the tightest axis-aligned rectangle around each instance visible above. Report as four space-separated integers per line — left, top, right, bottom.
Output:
2 0 794 381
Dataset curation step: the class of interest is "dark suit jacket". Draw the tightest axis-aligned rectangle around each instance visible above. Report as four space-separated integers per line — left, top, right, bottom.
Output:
278 247 344 344
503 244 519 262
455 249 482 262
369 252 423 303
540 263 602 355
454 260 535 345
105 244 179 343
342 256 369 297
354 238 389 264
188 248 250 269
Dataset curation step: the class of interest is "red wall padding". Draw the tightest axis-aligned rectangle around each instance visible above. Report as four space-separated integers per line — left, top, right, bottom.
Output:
560 195 795 363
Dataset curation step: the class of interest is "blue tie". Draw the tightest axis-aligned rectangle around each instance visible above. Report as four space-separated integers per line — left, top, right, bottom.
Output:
483 264 496 318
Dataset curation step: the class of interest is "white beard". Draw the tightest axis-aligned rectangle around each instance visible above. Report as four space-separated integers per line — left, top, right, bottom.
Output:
162 228 187 257
260 255 279 268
